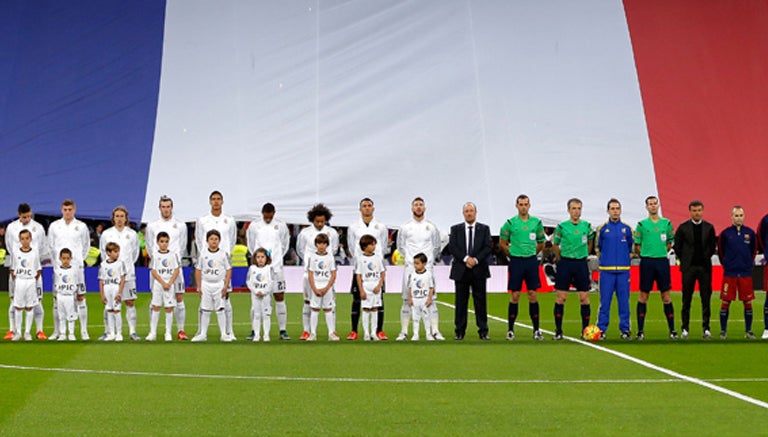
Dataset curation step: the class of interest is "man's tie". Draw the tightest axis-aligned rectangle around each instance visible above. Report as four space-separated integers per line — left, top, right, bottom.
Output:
468 225 474 255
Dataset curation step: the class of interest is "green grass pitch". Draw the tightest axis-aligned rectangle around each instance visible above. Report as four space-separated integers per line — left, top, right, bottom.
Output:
1 290 767 435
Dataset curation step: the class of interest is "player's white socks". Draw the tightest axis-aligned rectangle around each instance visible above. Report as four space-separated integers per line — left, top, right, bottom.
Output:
362 311 371 338
310 310 319 335
262 312 271 338
25 309 33 335
276 300 287 332
33 303 44 333
216 309 227 337
164 311 173 337
400 303 411 335
126 305 137 335
13 309 22 334
114 312 122 337
149 310 160 336
78 301 88 335
175 300 185 332
199 311 211 337
67 320 75 337
8 304 15 332
325 309 336 336
430 304 440 335
52 297 60 336
252 308 261 334
371 311 378 337
224 299 234 335
302 302 311 333
103 308 109 332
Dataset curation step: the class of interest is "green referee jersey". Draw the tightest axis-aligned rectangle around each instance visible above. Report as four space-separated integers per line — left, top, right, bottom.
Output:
499 215 545 257
634 217 674 257
553 220 594 259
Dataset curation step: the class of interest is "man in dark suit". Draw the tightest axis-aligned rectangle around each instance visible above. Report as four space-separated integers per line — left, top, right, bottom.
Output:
449 202 492 340
673 200 717 339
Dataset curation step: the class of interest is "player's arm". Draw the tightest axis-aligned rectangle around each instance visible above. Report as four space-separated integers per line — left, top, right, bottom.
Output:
431 225 441 261
308 270 321 296
195 219 204 256
98 271 107 304
246 225 256 255
325 262 337 293
356 273 366 300
80 227 89 262
194 268 202 295
117 273 125 302
179 224 188 258
397 227 407 260
145 225 155 257
169 264 180 289
375 268 385 293
150 267 166 289
223 268 232 297
426 286 435 307
407 282 414 307
131 233 141 264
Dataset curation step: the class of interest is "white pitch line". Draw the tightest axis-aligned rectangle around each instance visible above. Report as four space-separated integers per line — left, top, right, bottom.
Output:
1 363 767 385
437 301 768 410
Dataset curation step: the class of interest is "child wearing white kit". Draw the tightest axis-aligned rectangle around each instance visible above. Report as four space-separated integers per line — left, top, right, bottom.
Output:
53 248 82 341
98 242 126 341
407 253 435 341
246 248 275 342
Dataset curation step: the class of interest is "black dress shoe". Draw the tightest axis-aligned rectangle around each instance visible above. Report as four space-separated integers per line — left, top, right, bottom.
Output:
454 334 464 340
479 334 491 340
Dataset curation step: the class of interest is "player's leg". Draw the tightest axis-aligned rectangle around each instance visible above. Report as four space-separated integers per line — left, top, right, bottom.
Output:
453 279 470 339
122 280 139 340
429 297 443 340
636 259 652 337
658 261 676 338
398 267 411 340
525 258 542 338
164 306 174 342
224 294 234 340
262 295 272 341
578 291 591 331
6 275 15 340
49 292 61 340
376 286 386 339
740 278 756 337
274 289 289 340
596 271 614 334
552 259 571 339
325 295 338 341
370 305 379 341
698 267 713 338
361 308 371 340
680 267 696 338
348 277 361 340
617 271 631 336
251 298 262 342
411 302 421 341
192 292 211 342
301 275 312 340
76 283 89 340
719 278 733 338
215 295 229 342
174 275 188 340
33 277 45 339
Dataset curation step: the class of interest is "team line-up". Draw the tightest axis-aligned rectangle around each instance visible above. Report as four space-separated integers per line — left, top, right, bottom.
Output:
4 193 768 343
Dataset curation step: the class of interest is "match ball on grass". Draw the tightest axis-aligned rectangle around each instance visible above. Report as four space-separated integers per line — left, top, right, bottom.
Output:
582 325 602 342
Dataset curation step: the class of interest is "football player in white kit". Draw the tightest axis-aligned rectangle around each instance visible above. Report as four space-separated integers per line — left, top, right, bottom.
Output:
146 232 180 342
346 198 389 340
246 203 290 340
9 229 42 341
48 199 90 340
195 191 237 339
4 203 48 341
305 233 338 341
99 206 141 340
295 204 339 340
145 195 189 340
396 197 444 341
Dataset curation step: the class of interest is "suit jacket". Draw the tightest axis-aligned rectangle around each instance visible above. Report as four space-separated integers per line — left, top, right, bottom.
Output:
674 219 716 271
449 221 492 280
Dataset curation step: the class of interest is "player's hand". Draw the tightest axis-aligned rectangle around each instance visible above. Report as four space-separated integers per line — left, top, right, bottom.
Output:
197 289 202 297
373 286 381 293
314 289 322 297
116 295 122 303
360 291 367 300
101 295 107 304
408 298 413 306
257 292 263 298
163 283 171 291
426 298 432 307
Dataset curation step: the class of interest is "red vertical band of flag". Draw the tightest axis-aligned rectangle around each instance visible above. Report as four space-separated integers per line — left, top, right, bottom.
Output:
624 0 768 231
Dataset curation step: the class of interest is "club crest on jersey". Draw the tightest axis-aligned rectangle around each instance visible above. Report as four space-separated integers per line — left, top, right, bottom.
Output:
255 272 264 281
367 262 376 270
20 259 28 268
318 261 326 269
161 258 170 267
207 259 216 268
416 279 425 288
107 268 115 277
62 275 71 283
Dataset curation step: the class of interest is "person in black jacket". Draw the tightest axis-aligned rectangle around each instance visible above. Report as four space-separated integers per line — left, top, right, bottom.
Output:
449 202 492 340
673 200 717 339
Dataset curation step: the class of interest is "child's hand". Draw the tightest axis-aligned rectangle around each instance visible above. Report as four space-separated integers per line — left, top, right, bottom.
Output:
162 282 171 291
313 288 322 297
257 292 263 298
408 297 413 307
101 295 107 304
116 295 122 303
221 289 228 299
360 290 367 300
426 298 432 307
197 288 202 297
373 286 381 294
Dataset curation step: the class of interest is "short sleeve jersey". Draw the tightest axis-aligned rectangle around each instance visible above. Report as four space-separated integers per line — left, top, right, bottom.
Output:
246 265 275 295
305 251 336 289
634 217 674 258
355 253 385 292
12 247 41 280
408 269 434 300
99 259 126 294
53 266 83 296
197 248 231 288
151 250 181 283
499 216 545 257
553 220 594 259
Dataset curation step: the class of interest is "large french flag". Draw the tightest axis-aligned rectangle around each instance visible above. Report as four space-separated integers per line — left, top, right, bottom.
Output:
2 0 767 233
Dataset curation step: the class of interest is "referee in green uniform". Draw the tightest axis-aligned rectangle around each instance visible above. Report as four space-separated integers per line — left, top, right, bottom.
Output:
634 196 677 340
499 194 546 341
552 198 595 339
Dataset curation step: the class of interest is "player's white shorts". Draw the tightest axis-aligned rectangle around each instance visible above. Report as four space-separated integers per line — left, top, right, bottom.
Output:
251 294 272 316
310 288 335 310
103 288 121 311
362 287 382 309
273 268 286 294
57 294 78 322
411 298 430 321
199 283 225 311
151 283 177 308
12 278 38 308
122 279 138 301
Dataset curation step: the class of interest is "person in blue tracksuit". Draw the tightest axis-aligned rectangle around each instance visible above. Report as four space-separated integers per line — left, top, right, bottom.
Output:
596 198 634 339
